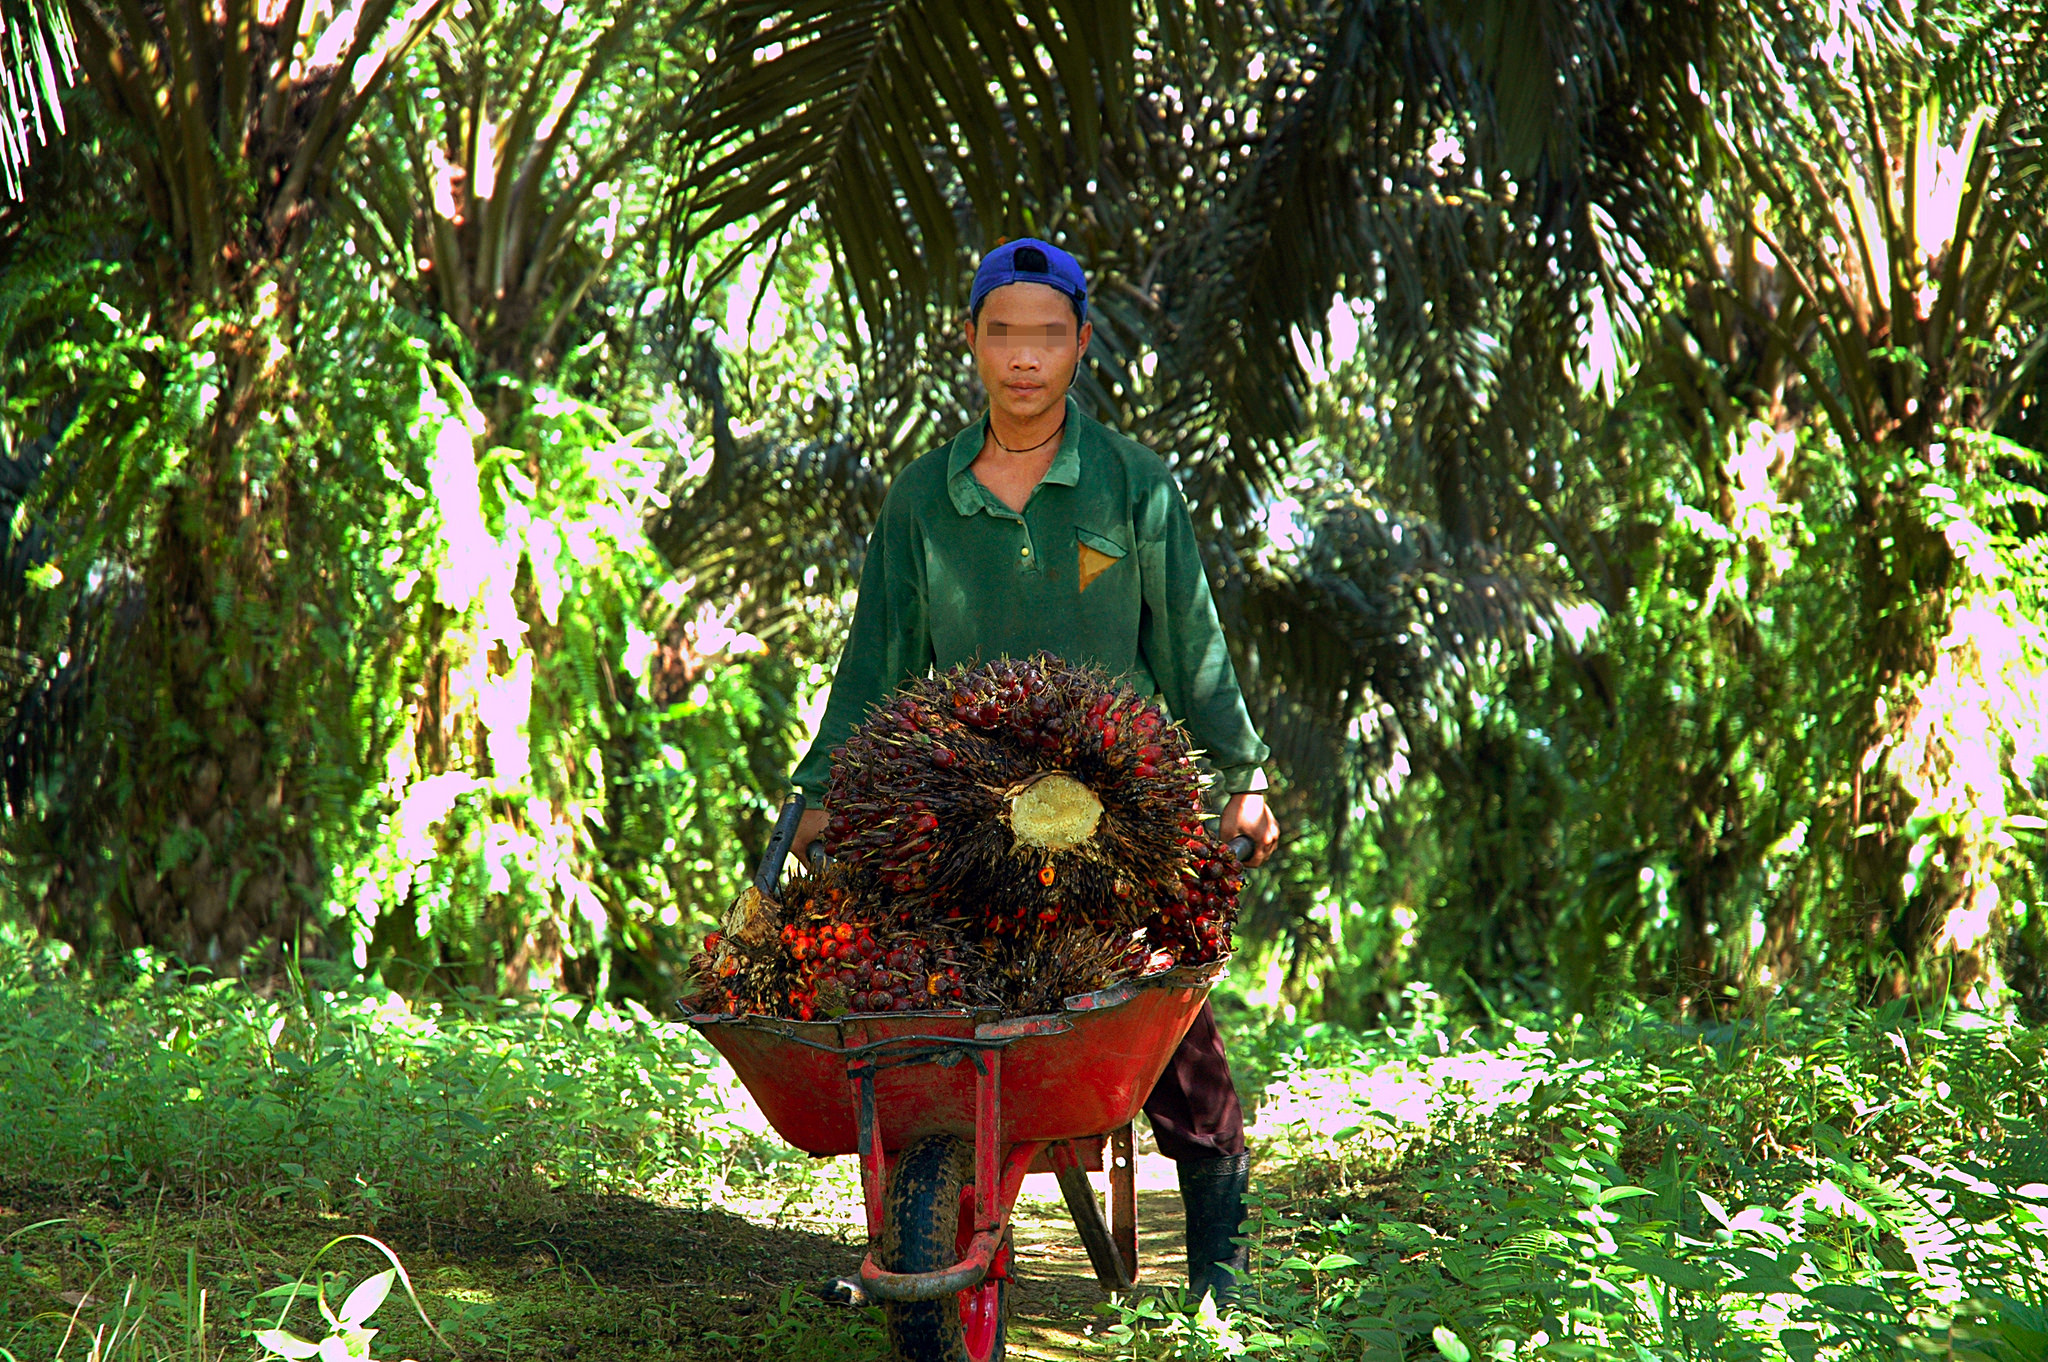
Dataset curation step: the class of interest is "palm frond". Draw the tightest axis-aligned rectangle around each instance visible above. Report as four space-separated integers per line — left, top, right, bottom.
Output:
342 0 695 392
0 0 78 197
1076 0 1707 531
54 0 458 284
663 0 1151 341
1225 491 1589 805
643 336 971 637
657 0 1712 540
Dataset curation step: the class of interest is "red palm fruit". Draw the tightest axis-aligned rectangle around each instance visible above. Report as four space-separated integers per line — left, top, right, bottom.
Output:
791 657 1237 1015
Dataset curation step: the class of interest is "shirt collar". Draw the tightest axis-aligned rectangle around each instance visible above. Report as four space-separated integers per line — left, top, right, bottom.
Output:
946 396 1084 516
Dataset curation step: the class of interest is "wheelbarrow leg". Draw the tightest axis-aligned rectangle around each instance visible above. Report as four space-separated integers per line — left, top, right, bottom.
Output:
858 1043 1043 1300
1048 1135 1135 1291
1111 1122 1138 1284
975 1047 1001 1233
848 1058 887 1240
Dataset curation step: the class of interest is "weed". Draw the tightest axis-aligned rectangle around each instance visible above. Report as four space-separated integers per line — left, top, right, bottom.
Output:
251 1235 451 1362
0 929 805 1219
1098 996 2048 1360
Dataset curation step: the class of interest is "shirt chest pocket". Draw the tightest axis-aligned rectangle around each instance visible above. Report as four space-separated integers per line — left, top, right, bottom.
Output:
1074 526 1129 593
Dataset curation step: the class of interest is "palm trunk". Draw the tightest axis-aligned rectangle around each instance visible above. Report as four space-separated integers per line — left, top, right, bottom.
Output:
106 283 323 968
32 0 444 968
1844 477 1983 999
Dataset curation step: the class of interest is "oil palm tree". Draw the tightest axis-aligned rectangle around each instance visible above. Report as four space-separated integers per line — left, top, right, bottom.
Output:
1 0 452 964
1695 0 2048 993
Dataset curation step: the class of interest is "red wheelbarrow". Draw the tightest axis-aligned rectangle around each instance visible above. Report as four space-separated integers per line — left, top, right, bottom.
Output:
690 794 1246 1361
690 962 1221 1361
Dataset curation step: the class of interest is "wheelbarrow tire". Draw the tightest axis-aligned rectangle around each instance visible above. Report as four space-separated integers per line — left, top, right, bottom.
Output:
880 1134 1008 1362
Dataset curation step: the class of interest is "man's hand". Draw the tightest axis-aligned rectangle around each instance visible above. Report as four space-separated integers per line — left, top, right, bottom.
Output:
793 806 831 865
1218 792 1280 867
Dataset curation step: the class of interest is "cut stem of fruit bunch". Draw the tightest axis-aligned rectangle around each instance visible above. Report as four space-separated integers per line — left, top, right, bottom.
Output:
690 655 1243 1020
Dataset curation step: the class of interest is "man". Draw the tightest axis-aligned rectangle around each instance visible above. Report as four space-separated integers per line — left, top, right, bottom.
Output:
791 238 1280 1306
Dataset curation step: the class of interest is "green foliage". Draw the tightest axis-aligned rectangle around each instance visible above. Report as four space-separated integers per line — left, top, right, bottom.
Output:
0 210 444 957
1106 995 2048 1360
333 363 799 1005
1240 264 2048 1020
0 927 807 1214
6 0 2048 1029
1 188 797 1004
13 927 2048 1360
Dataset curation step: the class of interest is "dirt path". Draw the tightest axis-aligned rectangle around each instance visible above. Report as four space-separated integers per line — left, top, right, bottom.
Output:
1001 1142 1187 1360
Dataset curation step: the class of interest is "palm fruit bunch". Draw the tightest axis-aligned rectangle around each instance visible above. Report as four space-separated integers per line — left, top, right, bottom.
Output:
824 655 1215 918
1143 835 1244 965
824 655 1240 963
690 860 984 1019
688 655 1242 1020
983 926 1150 1016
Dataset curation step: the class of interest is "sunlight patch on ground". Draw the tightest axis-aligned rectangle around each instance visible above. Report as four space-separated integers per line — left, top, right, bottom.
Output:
429 1283 499 1304
1252 1039 1543 1145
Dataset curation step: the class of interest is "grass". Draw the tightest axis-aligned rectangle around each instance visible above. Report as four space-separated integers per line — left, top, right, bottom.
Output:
1108 997 2048 1360
0 931 815 1219
7 921 2048 1360
0 1197 886 1362
0 926 879 1360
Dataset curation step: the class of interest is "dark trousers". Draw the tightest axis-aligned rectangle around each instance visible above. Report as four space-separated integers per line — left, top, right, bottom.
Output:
1141 1000 1247 1162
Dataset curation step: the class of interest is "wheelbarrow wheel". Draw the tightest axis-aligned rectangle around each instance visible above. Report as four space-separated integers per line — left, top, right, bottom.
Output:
881 1134 1008 1362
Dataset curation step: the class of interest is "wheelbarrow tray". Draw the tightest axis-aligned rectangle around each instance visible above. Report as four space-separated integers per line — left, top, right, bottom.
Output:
690 960 1222 1157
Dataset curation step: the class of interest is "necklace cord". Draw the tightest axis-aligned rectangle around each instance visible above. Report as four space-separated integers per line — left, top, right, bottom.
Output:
987 411 1066 455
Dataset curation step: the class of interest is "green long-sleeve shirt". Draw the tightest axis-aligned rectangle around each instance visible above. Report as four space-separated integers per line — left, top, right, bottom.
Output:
792 398 1270 802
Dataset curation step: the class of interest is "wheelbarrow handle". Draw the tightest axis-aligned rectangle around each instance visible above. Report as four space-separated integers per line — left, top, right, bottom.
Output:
757 792 805 896
1201 816 1256 864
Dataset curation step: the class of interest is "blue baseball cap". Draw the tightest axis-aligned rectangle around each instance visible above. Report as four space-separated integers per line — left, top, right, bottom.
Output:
970 238 1088 323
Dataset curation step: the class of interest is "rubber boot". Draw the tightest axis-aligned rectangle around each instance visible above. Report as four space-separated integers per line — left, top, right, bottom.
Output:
1178 1151 1251 1309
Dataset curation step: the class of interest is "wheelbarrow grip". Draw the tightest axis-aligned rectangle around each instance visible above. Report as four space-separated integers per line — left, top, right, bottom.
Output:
757 792 805 895
1203 816 1257 864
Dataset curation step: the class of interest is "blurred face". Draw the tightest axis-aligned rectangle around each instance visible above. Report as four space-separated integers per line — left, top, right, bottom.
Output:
966 282 1092 426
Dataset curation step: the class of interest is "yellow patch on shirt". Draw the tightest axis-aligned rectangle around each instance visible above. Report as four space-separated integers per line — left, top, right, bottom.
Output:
1078 542 1119 592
